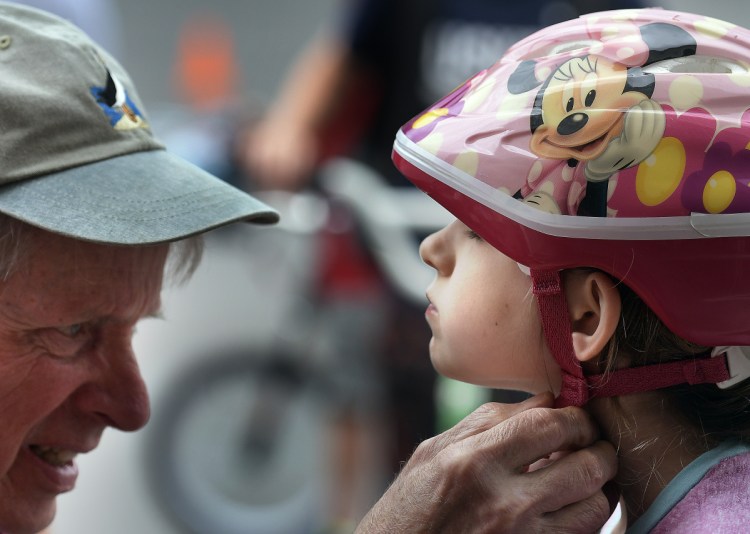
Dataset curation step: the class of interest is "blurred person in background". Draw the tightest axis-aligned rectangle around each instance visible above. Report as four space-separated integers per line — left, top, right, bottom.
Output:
238 0 646 527
239 0 650 189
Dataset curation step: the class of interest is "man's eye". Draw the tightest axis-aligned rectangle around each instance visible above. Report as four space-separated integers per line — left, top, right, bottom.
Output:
57 324 83 337
40 323 90 359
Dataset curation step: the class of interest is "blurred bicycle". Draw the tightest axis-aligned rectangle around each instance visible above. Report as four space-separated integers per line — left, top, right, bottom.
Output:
143 158 453 534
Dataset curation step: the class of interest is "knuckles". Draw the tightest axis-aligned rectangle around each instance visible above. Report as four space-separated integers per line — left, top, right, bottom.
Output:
387 402 617 534
572 446 612 490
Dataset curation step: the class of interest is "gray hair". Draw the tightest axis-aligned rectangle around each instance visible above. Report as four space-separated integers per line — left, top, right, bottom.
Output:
0 213 203 283
165 234 204 285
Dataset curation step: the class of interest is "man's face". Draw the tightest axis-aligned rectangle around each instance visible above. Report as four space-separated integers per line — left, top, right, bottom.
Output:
0 229 168 533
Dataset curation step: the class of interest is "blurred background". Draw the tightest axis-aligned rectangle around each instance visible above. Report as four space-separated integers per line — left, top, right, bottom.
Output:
22 0 749 532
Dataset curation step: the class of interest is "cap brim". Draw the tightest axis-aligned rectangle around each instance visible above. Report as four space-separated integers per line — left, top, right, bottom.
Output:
0 149 279 244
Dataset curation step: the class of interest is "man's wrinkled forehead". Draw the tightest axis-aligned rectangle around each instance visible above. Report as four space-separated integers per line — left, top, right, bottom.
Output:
0 227 168 323
0 224 170 294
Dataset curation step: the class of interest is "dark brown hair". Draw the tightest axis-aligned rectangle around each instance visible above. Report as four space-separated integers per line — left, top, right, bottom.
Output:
601 279 750 442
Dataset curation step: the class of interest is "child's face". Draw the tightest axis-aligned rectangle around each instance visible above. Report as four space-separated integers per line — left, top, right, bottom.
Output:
419 220 562 394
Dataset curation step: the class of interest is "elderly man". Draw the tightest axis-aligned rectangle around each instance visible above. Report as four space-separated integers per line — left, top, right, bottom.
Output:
0 4 274 532
0 4 616 534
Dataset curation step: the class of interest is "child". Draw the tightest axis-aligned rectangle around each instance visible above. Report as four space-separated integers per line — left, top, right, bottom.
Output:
392 8 750 532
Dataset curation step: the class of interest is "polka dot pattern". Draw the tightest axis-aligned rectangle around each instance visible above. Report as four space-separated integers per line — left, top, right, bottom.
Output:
703 170 736 213
464 79 495 113
399 8 750 220
636 137 686 206
693 17 735 39
454 151 479 177
413 108 449 129
669 76 703 111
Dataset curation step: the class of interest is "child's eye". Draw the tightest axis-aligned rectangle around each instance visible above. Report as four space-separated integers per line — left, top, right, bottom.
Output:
466 229 483 241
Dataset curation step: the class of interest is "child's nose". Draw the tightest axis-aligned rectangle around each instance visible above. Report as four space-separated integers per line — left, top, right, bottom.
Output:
420 226 450 274
419 232 437 269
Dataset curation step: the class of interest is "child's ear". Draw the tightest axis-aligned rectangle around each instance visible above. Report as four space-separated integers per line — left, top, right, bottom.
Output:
563 271 621 362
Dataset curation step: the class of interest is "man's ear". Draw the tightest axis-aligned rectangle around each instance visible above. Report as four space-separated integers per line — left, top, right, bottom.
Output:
563 271 621 362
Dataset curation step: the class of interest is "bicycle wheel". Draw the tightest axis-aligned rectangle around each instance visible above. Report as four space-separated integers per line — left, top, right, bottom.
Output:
144 349 330 534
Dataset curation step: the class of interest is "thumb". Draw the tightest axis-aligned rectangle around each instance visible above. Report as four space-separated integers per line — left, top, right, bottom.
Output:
427 392 555 453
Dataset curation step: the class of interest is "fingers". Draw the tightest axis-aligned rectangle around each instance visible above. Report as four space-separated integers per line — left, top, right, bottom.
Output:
526 440 618 512
474 404 603 471
623 104 641 140
423 395 603 474
627 102 649 139
585 141 622 180
539 487 616 534
238 122 318 190
625 99 665 152
366 395 620 534
424 393 555 455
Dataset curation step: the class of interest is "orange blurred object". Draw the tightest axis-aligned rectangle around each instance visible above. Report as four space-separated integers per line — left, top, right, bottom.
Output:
173 13 240 111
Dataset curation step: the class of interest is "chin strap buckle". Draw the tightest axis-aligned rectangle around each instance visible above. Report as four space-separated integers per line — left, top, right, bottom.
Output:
713 346 750 389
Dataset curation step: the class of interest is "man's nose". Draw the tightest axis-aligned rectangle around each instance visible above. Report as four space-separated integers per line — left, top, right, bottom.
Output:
73 339 151 432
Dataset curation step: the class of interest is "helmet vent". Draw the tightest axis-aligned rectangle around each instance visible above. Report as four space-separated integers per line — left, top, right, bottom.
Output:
644 55 747 74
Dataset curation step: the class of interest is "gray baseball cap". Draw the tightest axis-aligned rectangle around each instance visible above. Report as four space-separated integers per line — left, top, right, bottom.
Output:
0 2 278 244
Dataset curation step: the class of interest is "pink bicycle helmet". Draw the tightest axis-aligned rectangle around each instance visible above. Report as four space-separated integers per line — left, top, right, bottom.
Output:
393 8 750 406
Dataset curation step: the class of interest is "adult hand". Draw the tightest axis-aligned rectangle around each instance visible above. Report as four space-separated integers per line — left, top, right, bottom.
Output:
356 392 617 533
236 117 318 191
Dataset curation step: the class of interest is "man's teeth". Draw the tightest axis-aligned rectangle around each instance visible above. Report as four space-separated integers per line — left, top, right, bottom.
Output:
30 445 77 466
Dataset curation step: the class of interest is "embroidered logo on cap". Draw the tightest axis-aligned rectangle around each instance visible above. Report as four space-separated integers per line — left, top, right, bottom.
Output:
91 69 148 130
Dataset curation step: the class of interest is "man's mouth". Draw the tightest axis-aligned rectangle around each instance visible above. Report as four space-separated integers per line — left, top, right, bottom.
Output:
29 445 77 467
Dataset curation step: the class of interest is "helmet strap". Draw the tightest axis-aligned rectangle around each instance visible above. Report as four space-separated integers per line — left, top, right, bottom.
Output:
530 269 732 407
530 268 589 407
586 357 730 397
